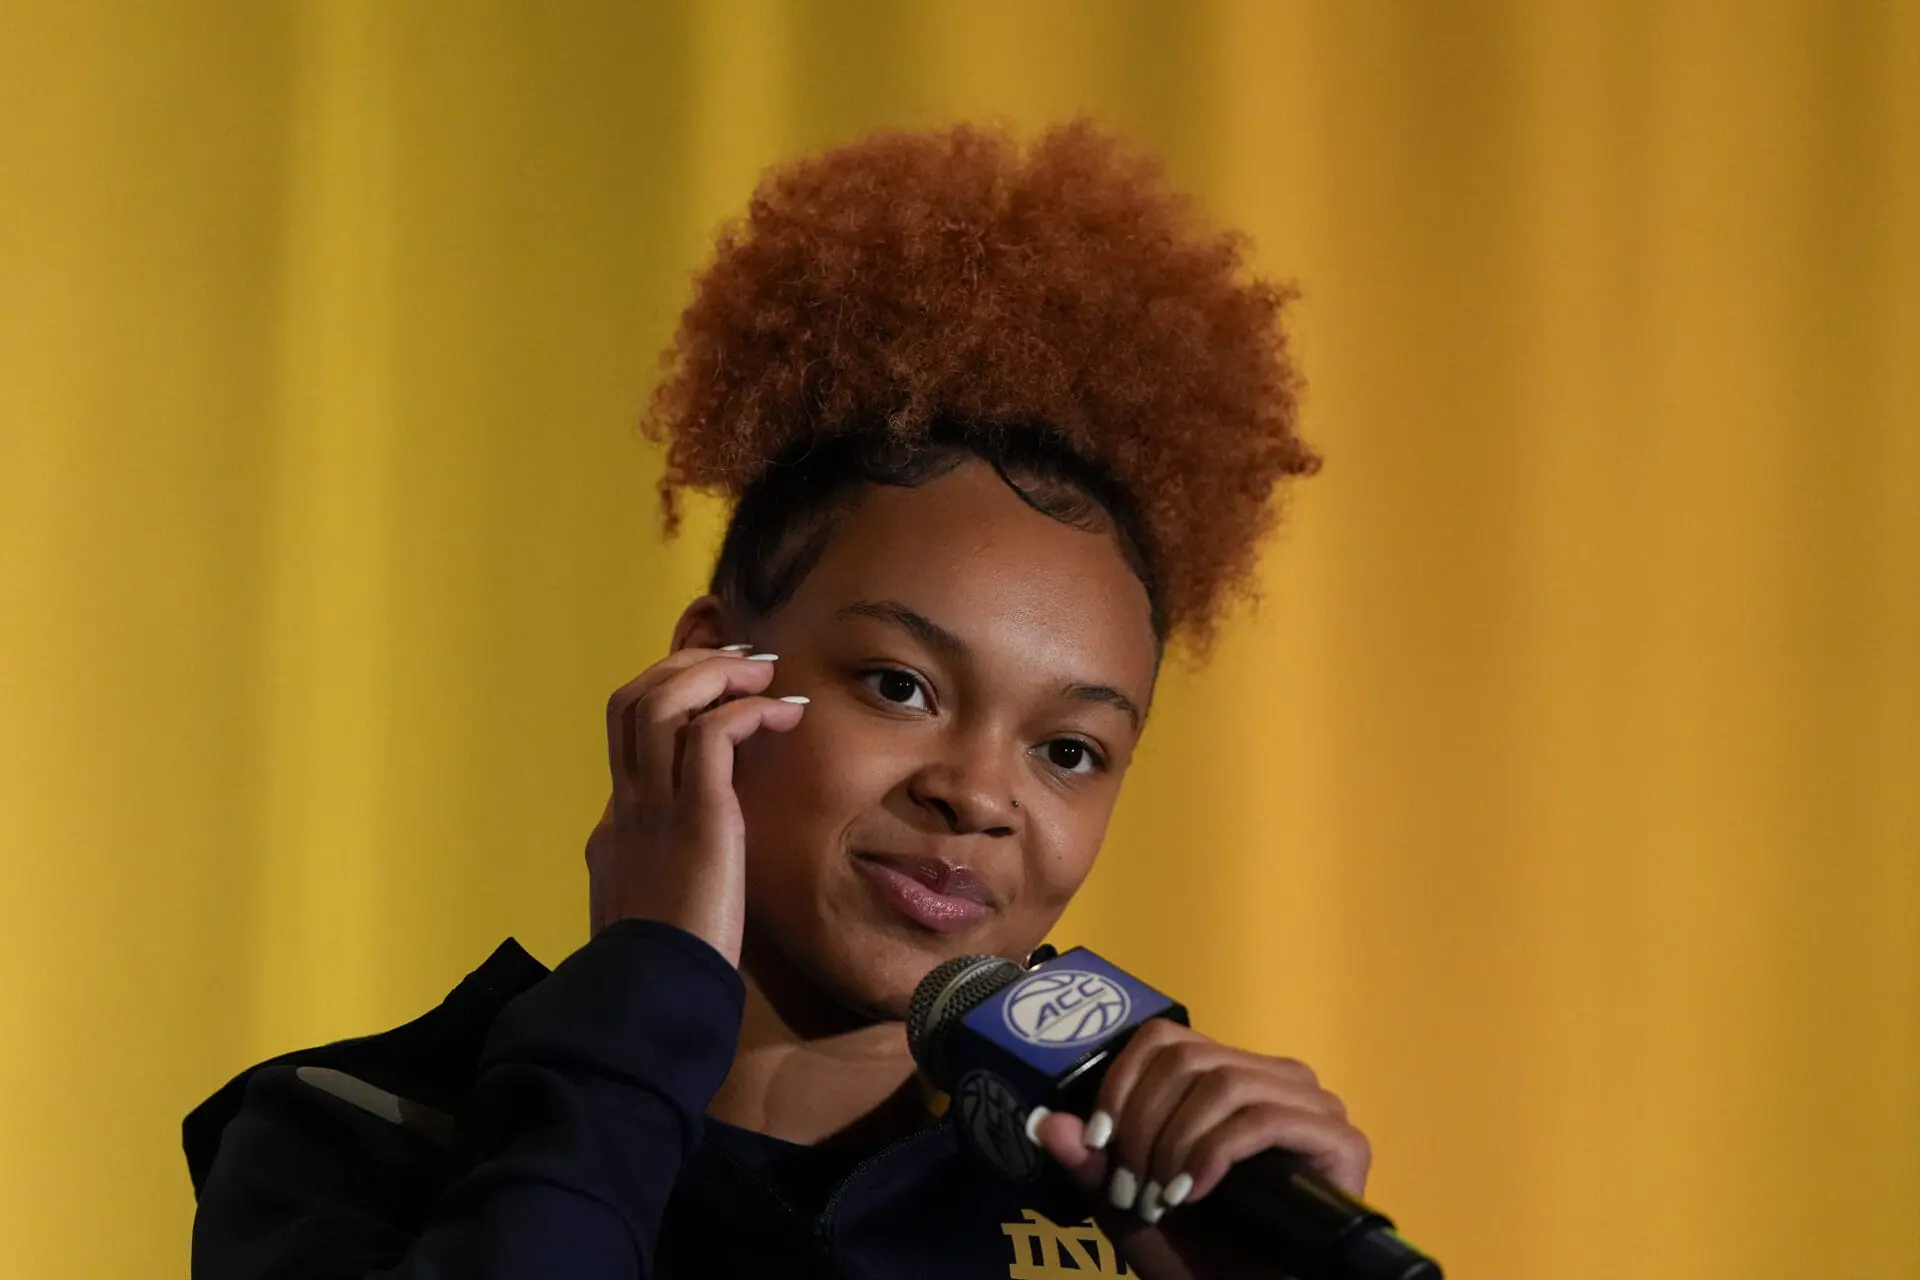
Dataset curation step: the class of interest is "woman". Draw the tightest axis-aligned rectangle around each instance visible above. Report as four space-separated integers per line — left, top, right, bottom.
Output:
186 121 1362 1279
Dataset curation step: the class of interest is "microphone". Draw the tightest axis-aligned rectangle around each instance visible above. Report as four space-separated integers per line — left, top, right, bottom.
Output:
907 948 1443 1280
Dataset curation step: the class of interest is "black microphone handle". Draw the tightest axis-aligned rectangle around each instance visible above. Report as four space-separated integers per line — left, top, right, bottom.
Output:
1195 1147 1441 1280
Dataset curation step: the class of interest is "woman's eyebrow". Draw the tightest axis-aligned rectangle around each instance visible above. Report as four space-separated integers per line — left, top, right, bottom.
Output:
834 599 971 663
1064 683 1142 732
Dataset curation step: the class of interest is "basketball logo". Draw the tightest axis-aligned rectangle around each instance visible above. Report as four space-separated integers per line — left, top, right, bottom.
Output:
1001 969 1132 1049
955 1069 1041 1181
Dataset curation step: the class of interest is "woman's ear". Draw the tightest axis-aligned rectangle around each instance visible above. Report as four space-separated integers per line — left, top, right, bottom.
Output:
669 594 742 653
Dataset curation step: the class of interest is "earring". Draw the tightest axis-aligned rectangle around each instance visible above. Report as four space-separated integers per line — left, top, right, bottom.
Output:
1011 798 1020 809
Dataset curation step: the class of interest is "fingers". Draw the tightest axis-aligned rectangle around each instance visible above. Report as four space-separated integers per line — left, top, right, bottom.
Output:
604 649 776 806
1151 1066 1346 1189
1106 1026 1238 1191
604 648 732 800
1140 1063 1255 1186
1077 1021 1363 1223
677 693 807 820
1175 1102 1372 1205
585 643 808 964
635 658 781 805
1084 1019 1200 1208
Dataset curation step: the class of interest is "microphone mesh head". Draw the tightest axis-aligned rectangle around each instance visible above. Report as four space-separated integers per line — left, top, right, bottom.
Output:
906 953 1026 1089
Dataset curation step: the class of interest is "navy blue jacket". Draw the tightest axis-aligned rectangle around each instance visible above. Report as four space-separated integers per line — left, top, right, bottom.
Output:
184 920 1128 1278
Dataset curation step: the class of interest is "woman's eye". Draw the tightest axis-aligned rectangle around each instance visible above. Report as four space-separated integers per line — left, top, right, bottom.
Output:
861 669 929 710
1042 739 1103 775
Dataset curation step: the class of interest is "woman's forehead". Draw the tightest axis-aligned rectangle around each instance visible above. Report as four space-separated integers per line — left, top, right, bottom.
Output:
792 463 1158 688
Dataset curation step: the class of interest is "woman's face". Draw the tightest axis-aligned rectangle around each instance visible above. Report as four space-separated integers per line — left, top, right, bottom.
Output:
692 459 1158 1021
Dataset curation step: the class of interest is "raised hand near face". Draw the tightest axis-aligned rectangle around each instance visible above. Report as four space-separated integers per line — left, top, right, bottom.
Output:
585 645 808 965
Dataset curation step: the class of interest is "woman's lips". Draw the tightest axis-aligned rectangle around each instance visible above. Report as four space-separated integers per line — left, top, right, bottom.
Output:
854 853 994 933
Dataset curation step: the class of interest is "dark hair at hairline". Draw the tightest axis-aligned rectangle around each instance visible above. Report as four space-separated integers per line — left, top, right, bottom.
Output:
708 420 1167 661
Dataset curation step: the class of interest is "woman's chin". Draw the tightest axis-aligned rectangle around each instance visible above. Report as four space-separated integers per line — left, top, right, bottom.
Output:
816 924 1010 1024
746 895 1018 1025
811 929 953 1022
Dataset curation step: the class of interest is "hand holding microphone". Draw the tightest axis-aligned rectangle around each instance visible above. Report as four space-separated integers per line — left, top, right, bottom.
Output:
1029 1017 1372 1280
909 951 1443 1280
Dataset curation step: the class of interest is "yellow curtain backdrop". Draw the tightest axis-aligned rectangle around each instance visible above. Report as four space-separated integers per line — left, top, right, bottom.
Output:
2 2 1914 1276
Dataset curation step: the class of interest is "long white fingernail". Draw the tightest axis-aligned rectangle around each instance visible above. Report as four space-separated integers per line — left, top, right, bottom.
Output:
1138 1180 1164 1221
746 653 778 661
720 643 753 651
1108 1166 1138 1210
778 695 810 704
1163 1171 1193 1206
1084 1110 1114 1150
1023 1106 1051 1144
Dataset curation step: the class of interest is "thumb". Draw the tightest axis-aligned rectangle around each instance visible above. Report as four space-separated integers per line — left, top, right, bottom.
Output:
1032 1110 1109 1193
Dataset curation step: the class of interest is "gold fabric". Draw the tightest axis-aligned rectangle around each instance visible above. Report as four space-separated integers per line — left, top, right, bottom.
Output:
1 3 1914 1275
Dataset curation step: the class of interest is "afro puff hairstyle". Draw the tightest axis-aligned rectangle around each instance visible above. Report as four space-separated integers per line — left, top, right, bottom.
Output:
643 119 1321 658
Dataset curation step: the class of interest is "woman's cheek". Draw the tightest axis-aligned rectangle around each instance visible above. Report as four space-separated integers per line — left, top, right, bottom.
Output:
734 699 901 856
1012 819 1104 933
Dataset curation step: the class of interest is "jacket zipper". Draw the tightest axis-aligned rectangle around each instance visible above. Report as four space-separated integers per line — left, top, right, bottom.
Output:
702 1123 952 1275
700 1142 842 1279
814 1125 951 1253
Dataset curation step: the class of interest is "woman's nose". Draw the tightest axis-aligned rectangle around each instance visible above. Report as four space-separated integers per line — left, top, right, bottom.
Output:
907 757 1020 836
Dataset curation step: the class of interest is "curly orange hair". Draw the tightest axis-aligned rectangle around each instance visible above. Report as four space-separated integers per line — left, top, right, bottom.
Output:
644 119 1320 653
